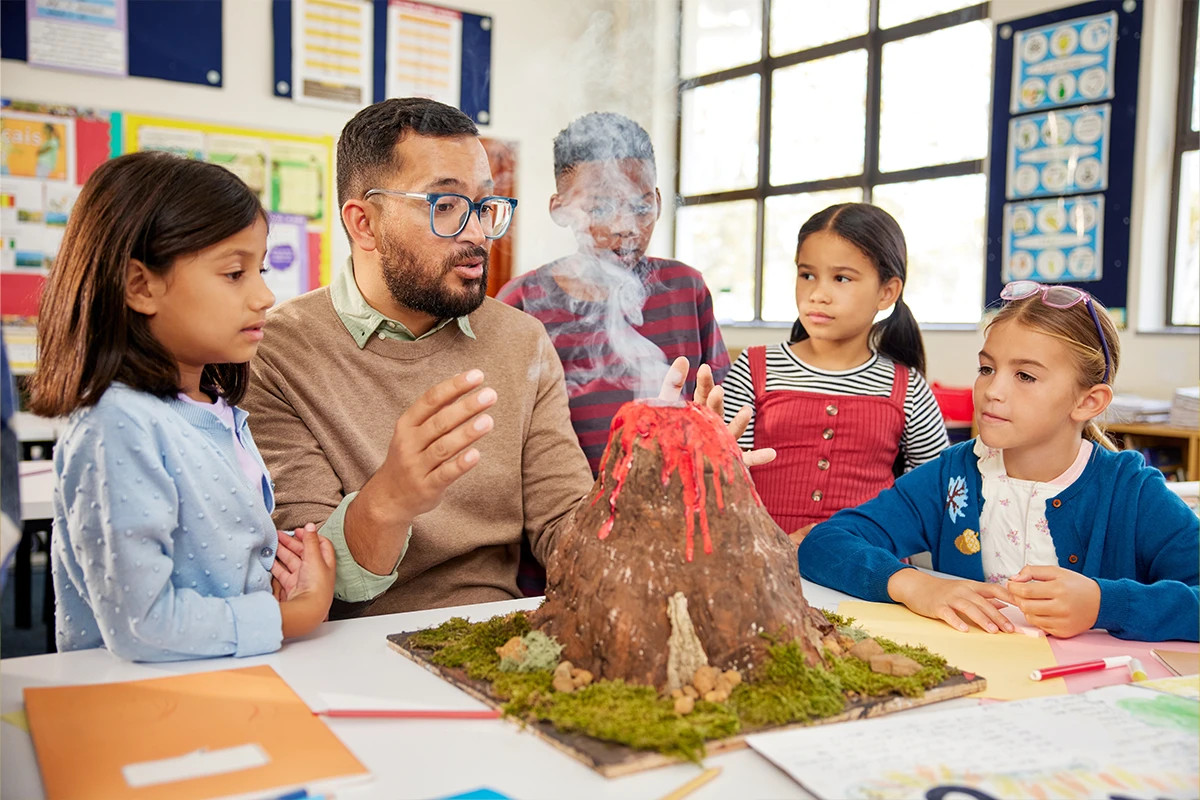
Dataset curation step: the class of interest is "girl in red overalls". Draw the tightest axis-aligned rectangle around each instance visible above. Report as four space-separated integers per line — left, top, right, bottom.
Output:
720 203 949 542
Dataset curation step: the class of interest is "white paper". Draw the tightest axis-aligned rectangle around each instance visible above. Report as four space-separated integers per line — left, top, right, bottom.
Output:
292 0 374 109
122 743 269 789
747 684 1200 800
27 0 127 77
386 0 462 108
318 692 441 712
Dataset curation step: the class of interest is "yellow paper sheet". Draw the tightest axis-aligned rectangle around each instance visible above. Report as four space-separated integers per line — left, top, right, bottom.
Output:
2 710 29 732
838 601 1067 701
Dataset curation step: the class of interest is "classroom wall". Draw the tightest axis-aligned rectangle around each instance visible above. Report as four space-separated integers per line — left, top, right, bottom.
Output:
0 0 679 282
714 0 1200 400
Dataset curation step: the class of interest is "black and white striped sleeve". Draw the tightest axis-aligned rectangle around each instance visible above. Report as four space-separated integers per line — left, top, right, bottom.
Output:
901 368 950 471
720 349 758 450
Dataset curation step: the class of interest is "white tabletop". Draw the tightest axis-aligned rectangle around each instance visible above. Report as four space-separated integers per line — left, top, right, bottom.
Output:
18 461 54 522
1 580 897 800
10 412 63 444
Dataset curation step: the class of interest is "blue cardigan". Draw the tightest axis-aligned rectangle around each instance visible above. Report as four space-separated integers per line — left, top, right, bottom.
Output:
52 384 283 661
798 439 1200 642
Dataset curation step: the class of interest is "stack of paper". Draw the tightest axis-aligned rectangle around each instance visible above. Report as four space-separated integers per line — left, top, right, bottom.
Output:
1170 387 1200 428
1103 394 1172 424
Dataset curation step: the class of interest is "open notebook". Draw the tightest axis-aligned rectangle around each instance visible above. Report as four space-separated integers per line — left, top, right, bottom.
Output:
24 665 370 800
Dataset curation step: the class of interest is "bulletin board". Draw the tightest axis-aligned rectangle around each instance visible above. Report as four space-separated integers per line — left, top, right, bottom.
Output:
985 0 1142 322
1 100 334 329
0 0 224 87
271 0 493 124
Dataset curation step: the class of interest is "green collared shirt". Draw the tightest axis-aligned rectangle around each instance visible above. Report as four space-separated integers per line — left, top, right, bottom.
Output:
330 257 475 347
321 258 475 602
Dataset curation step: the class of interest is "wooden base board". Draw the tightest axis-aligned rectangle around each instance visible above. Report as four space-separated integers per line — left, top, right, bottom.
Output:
386 631 987 778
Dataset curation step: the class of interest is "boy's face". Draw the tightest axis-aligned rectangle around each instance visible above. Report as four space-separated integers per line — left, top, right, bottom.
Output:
550 158 660 269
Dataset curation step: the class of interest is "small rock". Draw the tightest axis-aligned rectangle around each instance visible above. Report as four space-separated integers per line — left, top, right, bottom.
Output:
552 674 576 693
553 661 574 680
674 695 695 715
714 674 732 695
869 653 923 677
703 689 729 703
571 669 594 688
692 665 719 694
682 685 699 699
722 669 742 687
671 688 684 699
495 636 527 662
849 638 885 661
821 635 844 656
837 634 857 651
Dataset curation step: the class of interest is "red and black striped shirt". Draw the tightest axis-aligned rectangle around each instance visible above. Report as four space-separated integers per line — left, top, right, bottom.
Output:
499 257 731 474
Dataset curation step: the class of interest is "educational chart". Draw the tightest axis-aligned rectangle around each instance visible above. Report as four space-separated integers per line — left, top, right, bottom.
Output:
1011 11 1116 113
386 0 464 108
26 0 128 78
747 683 1200 800
1007 104 1111 199
1003 194 1104 283
265 212 310 302
291 0 374 109
124 114 334 286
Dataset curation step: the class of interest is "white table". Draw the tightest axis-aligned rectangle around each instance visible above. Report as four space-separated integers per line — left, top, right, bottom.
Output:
18 461 54 522
2 580 928 800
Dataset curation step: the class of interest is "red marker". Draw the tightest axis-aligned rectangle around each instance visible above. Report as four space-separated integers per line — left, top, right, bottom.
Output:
1030 656 1131 681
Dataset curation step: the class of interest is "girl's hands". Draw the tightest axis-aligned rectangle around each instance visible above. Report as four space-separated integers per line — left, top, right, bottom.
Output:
278 526 336 639
270 524 314 601
1007 565 1101 638
788 524 816 546
888 568 1016 634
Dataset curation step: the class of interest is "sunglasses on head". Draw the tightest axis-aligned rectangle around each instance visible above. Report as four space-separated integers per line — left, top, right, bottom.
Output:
999 280 1112 384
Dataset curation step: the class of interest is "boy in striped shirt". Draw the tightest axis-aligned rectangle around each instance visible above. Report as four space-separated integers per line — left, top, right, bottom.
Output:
499 112 730 475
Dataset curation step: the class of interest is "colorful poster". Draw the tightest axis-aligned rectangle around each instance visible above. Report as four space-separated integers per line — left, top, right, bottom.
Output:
0 111 73 182
1007 104 1111 199
1003 194 1104 283
1011 12 1116 114
26 0 127 77
386 0 463 108
747 684 1199 800
270 141 327 222
136 126 205 160
265 213 311 301
1 177 50 271
206 134 269 198
292 0 374 109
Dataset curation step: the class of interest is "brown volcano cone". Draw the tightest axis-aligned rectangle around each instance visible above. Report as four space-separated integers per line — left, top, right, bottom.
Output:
532 399 831 690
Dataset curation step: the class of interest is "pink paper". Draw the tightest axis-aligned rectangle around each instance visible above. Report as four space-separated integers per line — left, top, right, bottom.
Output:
1047 632 1200 692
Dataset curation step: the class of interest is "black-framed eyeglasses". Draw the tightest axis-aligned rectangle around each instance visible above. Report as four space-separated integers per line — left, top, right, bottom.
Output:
364 189 518 239
1000 280 1112 384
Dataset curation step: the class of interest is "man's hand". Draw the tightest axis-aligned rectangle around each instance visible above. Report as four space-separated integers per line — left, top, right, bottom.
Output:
345 370 496 573
657 358 776 467
888 568 1016 634
1007 565 1101 638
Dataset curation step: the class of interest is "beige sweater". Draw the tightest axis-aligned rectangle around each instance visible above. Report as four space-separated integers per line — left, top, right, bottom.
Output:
244 289 594 616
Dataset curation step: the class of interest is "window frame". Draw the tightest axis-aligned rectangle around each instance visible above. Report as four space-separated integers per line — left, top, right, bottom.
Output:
1165 0 1199 329
674 0 991 325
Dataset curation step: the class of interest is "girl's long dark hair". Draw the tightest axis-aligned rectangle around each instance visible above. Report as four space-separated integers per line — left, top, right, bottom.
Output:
30 151 266 416
789 202 927 375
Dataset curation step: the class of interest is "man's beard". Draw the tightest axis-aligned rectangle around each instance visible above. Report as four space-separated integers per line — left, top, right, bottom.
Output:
378 233 489 320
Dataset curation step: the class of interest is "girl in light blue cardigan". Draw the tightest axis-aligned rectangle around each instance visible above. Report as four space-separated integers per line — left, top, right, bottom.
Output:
800 283 1198 642
30 152 335 661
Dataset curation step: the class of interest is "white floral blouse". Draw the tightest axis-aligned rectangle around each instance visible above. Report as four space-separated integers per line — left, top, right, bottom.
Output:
976 437 1092 584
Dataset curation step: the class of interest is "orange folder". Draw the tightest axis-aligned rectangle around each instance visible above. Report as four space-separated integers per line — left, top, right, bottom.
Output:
24 665 370 800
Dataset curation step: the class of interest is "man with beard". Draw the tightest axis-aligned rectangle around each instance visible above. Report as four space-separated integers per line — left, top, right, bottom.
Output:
244 98 597 617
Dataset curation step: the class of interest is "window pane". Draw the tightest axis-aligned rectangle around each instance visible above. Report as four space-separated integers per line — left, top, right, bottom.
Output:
879 0 974 29
771 50 868 185
762 189 864 322
681 0 763 78
675 200 758 322
770 0 868 56
872 174 986 324
681 76 761 195
879 21 992 172
1172 150 1200 326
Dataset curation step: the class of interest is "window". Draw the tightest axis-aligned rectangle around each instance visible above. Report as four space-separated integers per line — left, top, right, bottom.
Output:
676 0 992 324
1167 0 1199 327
